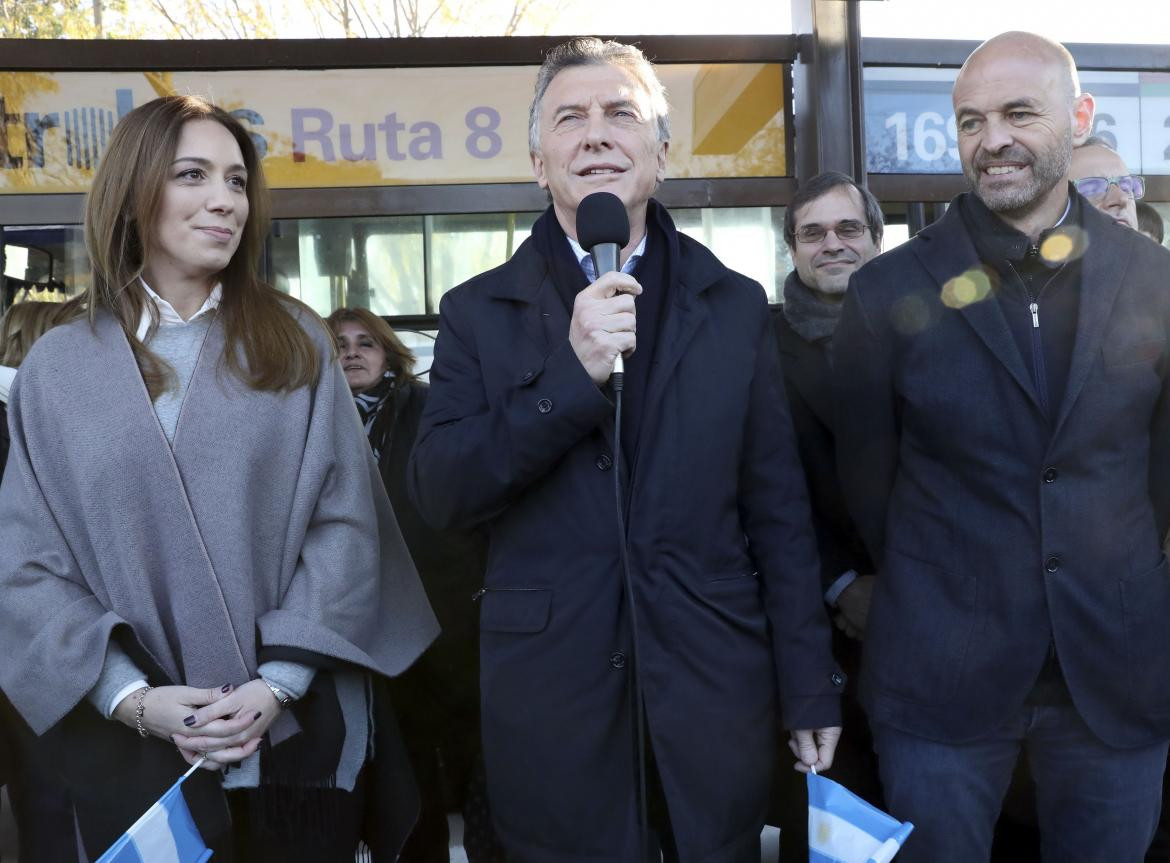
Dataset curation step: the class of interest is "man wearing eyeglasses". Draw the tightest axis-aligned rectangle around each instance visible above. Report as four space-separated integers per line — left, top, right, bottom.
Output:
769 171 885 863
1070 135 1142 230
835 30 1170 863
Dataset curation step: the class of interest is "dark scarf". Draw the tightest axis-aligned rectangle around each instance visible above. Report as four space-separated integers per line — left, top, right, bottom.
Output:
957 184 1081 276
781 270 846 348
531 202 676 462
532 206 590 315
353 370 397 459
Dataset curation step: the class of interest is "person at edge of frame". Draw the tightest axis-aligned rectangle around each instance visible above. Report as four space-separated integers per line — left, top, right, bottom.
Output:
1068 135 1141 230
834 30 1170 863
0 95 438 863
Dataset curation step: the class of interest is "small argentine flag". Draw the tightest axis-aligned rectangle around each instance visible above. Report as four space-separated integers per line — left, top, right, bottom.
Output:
96 759 212 863
808 769 913 863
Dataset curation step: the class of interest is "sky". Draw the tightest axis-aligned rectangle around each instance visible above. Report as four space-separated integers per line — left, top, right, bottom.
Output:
858 0 1170 44
211 0 1170 43
525 0 1170 43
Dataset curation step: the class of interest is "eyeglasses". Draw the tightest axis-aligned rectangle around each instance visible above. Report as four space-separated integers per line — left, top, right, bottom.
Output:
1073 175 1145 201
794 220 871 244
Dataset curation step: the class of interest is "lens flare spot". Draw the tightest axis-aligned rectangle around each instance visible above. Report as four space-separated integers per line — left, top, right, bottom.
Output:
941 269 992 309
1040 225 1088 264
890 294 933 335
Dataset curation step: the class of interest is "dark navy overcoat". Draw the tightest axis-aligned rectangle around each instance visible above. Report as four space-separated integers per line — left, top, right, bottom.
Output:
410 205 842 863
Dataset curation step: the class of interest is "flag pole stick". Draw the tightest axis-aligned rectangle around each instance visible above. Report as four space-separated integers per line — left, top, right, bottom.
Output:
183 757 207 779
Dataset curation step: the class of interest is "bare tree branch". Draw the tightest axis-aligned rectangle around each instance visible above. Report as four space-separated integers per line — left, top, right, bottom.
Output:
503 0 535 36
417 0 444 35
150 0 197 38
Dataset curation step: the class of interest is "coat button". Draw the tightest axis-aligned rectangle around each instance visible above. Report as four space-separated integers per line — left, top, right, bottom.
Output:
831 671 846 687
537 398 553 414
1045 556 1061 573
521 370 534 382
596 453 613 471
1043 467 1058 483
609 651 627 669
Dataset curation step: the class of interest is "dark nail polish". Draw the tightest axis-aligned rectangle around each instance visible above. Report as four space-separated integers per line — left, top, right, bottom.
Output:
253 711 262 720
221 683 232 693
183 715 196 727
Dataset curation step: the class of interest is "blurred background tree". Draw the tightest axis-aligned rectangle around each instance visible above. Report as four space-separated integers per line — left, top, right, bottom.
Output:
0 0 562 38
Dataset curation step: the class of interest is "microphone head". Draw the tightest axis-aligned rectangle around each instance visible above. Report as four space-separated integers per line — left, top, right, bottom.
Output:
576 192 630 250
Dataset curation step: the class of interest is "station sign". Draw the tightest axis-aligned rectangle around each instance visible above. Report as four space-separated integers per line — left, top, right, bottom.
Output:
0 63 788 194
865 66 1170 175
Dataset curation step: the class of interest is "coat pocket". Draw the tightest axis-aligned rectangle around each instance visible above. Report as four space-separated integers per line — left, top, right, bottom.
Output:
867 547 976 704
479 588 552 634
1120 555 1170 713
697 571 768 641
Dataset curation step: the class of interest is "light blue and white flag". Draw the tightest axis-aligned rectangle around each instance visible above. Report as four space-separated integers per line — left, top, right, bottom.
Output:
808 769 913 863
96 759 212 863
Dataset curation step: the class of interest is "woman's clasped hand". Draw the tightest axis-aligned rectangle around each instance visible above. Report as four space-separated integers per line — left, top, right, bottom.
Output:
112 680 282 769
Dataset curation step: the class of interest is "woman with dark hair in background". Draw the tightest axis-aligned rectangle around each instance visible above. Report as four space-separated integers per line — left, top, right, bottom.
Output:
327 307 501 863
0 96 437 862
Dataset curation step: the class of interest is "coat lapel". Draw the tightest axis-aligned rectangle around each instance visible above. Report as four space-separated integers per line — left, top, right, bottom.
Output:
97 311 252 682
914 208 1044 414
483 240 618 448
637 256 715 462
1052 213 1134 436
482 241 559 355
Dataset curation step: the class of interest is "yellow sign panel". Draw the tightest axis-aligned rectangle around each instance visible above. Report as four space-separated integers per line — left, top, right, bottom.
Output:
0 64 786 194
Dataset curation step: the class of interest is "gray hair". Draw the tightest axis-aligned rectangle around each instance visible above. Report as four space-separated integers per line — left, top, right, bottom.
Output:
528 37 671 155
1079 134 1115 150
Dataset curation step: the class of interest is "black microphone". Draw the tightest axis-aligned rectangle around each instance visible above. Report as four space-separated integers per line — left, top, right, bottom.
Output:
576 192 631 380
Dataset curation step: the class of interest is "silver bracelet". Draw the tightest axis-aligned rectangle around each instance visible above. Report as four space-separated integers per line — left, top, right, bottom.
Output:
134 686 153 738
263 680 294 708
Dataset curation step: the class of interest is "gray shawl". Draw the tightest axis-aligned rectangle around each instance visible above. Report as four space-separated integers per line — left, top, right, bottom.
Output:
0 308 438 735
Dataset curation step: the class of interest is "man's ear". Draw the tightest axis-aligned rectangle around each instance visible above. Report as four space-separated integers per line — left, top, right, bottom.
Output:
1071 92 1096 146
531 151 548 190
655 140 669 184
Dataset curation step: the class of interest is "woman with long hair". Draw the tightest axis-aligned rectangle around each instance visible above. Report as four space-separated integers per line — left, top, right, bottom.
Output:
326 308 501 863
0 301 65 482
0 96 437 862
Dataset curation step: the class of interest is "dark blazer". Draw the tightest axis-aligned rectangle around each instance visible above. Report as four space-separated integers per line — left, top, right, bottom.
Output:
773 309 874 591
835 197 1170 748
410 208 842 863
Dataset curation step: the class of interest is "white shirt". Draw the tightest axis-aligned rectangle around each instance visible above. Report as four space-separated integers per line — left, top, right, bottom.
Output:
0 365 15 404
567 233 648 281
135 280 222 342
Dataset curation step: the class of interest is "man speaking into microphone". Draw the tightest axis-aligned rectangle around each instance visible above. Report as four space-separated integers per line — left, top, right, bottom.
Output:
410 37 842 863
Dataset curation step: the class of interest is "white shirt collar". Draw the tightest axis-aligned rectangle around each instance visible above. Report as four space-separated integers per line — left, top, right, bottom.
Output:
136 280 222 342
1053 195 1073 229
0 365 15 404
566 232 648 277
